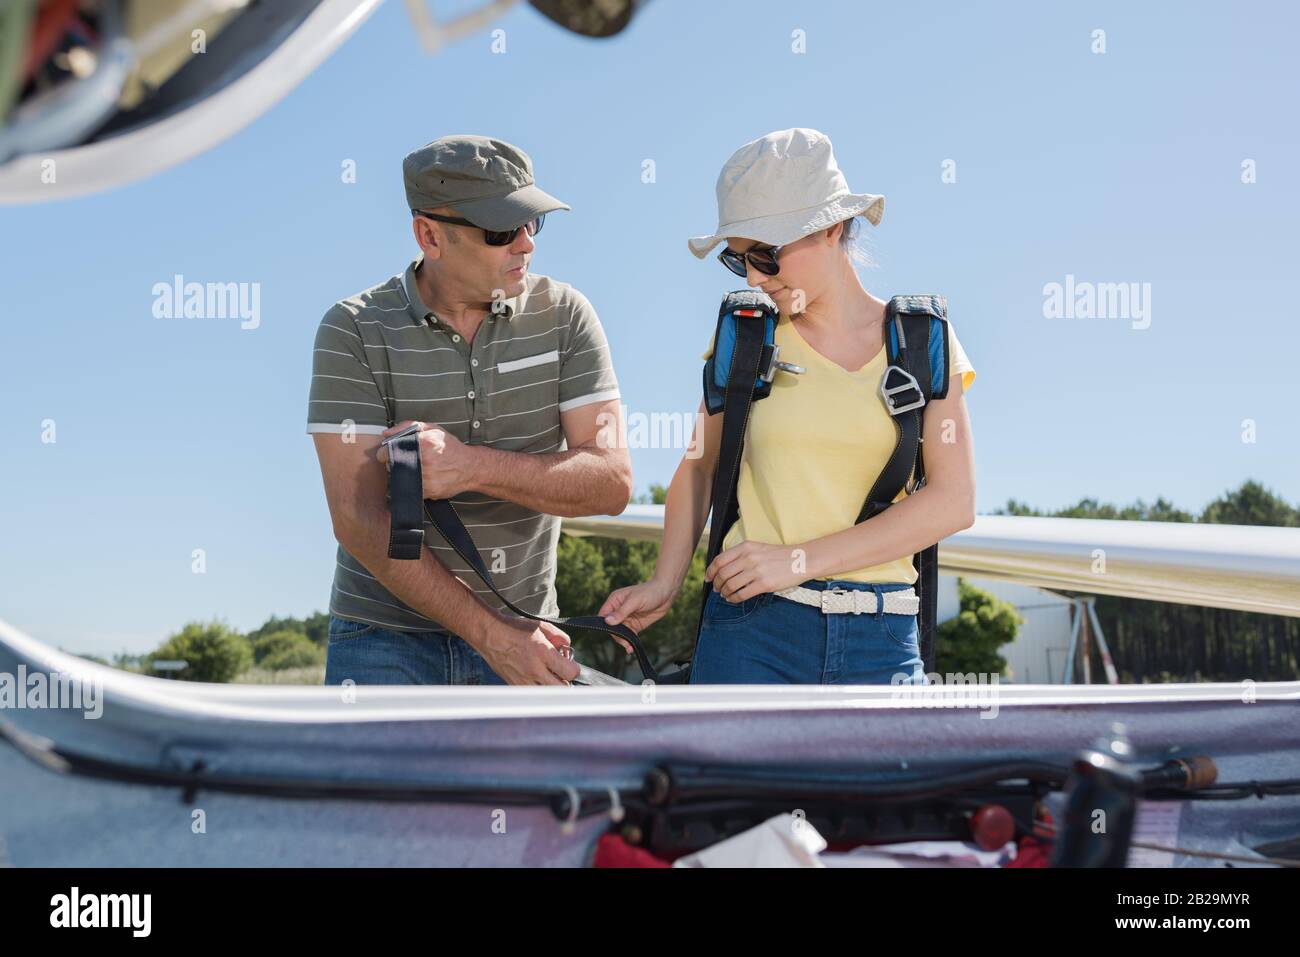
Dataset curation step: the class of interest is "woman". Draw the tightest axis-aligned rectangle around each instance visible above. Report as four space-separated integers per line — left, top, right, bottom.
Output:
598 128 978 685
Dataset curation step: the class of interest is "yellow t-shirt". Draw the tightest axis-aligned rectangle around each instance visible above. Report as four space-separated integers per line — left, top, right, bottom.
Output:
702 310 975 584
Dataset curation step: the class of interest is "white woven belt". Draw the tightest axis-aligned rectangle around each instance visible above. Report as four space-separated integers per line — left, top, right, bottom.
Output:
773 585 920 615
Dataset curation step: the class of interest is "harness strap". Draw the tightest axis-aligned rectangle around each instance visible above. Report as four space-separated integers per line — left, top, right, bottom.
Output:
857 306 934 523
682 312 769 679
387 433 427 560
384 431 658 685
706 316 768 564
854 304 945 672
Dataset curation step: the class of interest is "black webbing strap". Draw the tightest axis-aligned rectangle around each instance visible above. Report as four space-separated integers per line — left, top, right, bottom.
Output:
916 550 939 673
895 309 942 674
705 318 767 563
384 432 658 685
680 312 770 679
905 401 939 674
387 433 426 560
853 303 942 674
856 305 933 523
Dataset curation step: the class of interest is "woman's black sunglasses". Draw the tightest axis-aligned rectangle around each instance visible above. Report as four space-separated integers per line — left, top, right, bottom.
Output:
413 210 545 246
718 243 783 278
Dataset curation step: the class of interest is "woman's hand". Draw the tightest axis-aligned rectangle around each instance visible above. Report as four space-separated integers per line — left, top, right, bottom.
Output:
705 541 809 603
600 577 679 636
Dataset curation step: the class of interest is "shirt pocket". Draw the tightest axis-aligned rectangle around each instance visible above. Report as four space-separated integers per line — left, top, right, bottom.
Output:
496 349 559 374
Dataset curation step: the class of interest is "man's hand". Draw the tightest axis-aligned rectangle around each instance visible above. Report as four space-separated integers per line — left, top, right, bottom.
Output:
476 615 581 686
379 420 480 501
705 541 809 603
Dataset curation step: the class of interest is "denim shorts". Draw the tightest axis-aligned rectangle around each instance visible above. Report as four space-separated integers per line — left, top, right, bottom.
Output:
688 579 926 685
323 615 507 686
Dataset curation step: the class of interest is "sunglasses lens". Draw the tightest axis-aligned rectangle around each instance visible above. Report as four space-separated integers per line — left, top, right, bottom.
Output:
750 248 780 276
719 251 747 277
487 214 545 246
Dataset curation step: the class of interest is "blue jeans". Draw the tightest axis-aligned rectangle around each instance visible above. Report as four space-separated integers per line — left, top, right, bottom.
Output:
323 616 507 686
689 579 926 685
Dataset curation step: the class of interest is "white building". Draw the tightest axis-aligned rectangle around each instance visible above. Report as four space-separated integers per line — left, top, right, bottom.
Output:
938 576 1078 684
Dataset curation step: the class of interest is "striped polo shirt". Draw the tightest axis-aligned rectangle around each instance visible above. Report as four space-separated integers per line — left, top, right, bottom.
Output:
306 254 620 632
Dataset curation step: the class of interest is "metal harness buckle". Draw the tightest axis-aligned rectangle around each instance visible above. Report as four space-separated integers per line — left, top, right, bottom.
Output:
759 343 805 384
880 364 926 414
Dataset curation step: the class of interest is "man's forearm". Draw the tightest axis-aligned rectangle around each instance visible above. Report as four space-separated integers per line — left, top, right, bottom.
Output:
466 444 631 517
336 502 504 650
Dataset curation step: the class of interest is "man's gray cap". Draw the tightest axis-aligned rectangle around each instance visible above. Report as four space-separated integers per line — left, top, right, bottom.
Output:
403 134 570 231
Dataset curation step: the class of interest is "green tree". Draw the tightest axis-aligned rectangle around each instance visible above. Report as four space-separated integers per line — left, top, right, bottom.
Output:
936 579 1021 676
631 484 669 506
998 495 1193 522
252 629 325 670
1200 479 1299 526
253 630 325 670
302 611 329 646
246 612 330 648
554 534 609 619
143 620 252 683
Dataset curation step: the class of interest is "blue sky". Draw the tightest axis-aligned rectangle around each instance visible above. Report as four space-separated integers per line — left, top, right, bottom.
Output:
2 0 1298 655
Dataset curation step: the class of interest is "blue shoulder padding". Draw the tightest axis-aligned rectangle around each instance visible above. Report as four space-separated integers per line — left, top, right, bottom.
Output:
710 311 776 393
703 290 779 415
885 295 950 400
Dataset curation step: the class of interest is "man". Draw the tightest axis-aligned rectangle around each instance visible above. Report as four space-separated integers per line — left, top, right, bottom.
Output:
307 135 632 687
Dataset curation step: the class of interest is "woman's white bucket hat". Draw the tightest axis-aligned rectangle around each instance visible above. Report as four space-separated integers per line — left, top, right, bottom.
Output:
687 127 884 258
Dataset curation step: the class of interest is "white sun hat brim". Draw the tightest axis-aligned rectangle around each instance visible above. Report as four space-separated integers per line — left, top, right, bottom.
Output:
688 191 884 259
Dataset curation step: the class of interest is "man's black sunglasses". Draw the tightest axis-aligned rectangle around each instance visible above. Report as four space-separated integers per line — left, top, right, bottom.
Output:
718 243 783 278
413 210 545 246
